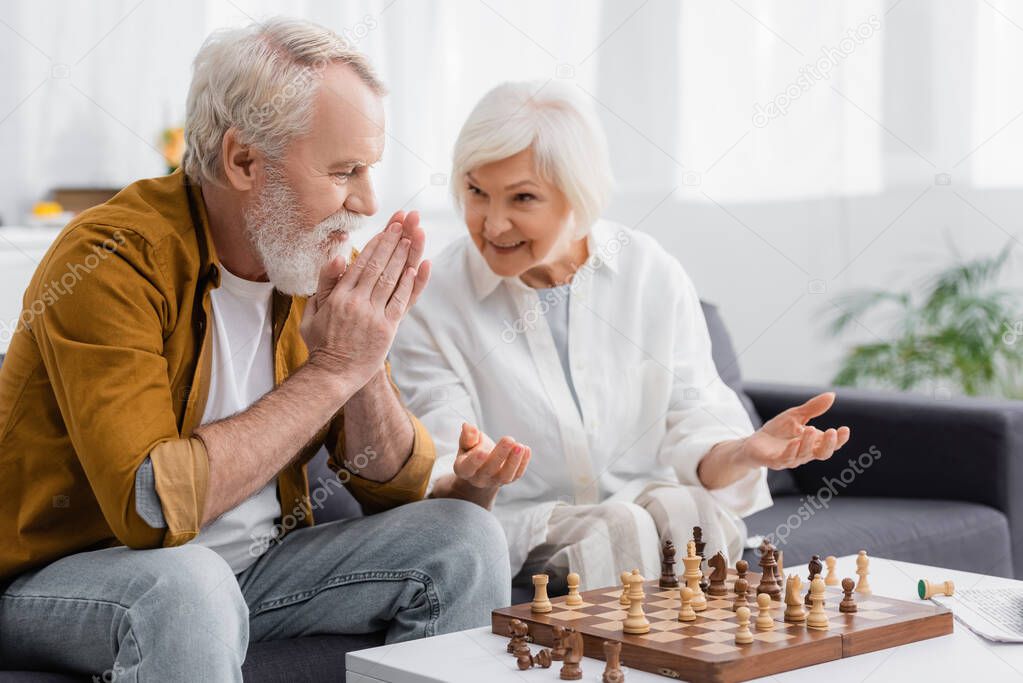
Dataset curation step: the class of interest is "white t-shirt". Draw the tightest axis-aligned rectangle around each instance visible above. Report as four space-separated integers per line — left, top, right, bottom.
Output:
189 266 279 573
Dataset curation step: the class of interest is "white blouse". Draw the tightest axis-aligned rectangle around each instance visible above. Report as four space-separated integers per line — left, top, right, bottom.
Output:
390 220 772 570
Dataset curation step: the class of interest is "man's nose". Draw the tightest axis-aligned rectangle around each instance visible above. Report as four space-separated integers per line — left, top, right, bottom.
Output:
345 176 378 217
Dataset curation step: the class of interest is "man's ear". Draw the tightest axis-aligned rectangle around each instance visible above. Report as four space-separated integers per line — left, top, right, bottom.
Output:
220 127 265 192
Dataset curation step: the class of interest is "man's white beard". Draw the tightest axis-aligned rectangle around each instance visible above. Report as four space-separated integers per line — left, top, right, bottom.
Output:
244 167 363 296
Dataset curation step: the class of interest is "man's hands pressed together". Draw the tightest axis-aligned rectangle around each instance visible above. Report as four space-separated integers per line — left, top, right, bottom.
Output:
197 210 431 526
302 209 433 484
301 209 430 391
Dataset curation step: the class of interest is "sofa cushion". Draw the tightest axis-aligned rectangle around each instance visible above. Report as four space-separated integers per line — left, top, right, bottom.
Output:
0 634 386 683
742 496 1013 577
700 302 760 430
242 633 384 682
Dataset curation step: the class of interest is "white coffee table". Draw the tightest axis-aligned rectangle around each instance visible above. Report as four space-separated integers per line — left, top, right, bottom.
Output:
346 554 1023 682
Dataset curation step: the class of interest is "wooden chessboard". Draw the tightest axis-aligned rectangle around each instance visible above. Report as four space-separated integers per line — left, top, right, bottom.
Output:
492 570 953 683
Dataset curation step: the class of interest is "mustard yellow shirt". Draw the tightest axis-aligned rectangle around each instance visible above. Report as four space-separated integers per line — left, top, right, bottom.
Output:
0 170 435 582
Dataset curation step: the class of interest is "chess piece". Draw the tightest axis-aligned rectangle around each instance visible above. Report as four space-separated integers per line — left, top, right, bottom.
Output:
784 574 806 623
693 526 709 594
732 578 749 612
560 629 584 680
565 572 583 607
756 543 781 600
678 586 697 622
855 551 872 595
551 625 568 661
735 559 750 600
623 572 650 634
511 619 550 669
707 551 728 596
755 593 775 631
682 541 707 611
824 555 839 586
735 606 754 644
918 579 955 600
517 647 553 670
659 539 679 589
602 641 624 683
773 548 784 586
507 618 528 653
532 574 552 613
619 570 632 606
840 577 857 613
806 577 829 630
805 555 823 606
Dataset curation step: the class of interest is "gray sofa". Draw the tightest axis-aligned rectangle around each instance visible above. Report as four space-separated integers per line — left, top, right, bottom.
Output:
2 301 1020 681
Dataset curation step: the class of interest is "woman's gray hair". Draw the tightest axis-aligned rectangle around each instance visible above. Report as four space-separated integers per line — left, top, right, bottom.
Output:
451 81 614 237
183 17 386 185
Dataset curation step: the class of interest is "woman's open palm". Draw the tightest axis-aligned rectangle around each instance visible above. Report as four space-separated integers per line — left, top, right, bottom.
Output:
742 392 851 470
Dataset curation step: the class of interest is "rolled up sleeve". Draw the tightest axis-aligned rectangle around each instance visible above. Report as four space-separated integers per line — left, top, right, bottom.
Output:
339 414 435 513
149 436 210 544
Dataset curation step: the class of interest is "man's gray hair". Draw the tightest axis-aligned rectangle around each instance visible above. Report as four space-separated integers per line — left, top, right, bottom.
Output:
183 17 386 185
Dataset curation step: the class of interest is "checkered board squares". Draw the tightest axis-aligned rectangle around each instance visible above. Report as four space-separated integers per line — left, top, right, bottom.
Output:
493 570 953 683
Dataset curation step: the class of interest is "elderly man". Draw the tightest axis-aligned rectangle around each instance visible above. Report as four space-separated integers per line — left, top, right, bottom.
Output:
0 18 509 680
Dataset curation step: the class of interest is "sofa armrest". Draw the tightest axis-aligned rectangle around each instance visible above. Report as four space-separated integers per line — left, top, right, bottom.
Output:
745 381 1023 574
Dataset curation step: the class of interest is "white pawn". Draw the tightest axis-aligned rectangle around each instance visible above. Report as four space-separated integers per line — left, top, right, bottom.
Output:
755 593 775 631
620 570 632 606
807 577 829 630
565 572 582 607
735 606 754 644
855 550 872 595
678 586 696 622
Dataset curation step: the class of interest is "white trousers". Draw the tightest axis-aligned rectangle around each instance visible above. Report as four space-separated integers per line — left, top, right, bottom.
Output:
516 482 748 591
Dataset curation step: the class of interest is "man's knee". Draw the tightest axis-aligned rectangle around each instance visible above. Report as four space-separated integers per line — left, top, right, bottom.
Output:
412 499 510 596
135 545 248 633
424 498 505 548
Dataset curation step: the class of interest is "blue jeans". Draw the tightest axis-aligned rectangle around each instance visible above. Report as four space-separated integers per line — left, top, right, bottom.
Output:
0 498 509 681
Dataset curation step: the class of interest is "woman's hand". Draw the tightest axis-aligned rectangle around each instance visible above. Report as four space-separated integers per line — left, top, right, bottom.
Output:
740 392 850 470
453 423 531 489
697 392 850 490
430 423 531 509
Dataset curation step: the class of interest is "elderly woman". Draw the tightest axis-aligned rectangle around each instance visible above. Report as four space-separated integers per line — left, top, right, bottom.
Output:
391 81 850 590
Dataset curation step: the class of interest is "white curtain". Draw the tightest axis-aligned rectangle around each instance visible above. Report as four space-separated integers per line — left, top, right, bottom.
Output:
0 0 1019 223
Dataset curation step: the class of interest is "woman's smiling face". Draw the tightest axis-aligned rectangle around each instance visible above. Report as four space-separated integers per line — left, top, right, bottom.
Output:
462 147 578 281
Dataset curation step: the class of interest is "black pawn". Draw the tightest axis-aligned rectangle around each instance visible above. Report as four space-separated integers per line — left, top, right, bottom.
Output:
736 559 751 599
659 539 679 589
840 577 858 613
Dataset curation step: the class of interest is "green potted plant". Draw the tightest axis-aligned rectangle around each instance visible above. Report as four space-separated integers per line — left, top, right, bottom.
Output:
825 243 1023 398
